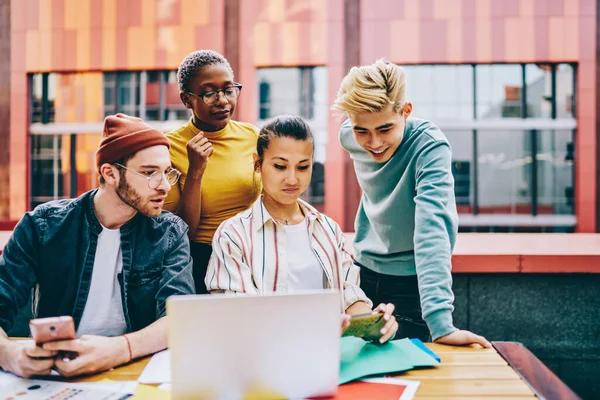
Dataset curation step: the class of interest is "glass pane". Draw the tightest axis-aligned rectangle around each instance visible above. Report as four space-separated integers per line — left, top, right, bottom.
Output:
164 108 190 121
104 72 117 115
166 71 181 107
259 81 271 119
311 67 328 126
476 64 522 119
117 72 132 86
104 87 115 106
477 130 531 214
47 74 56 123
403 65 473 120
30 136 63 200
31 135 56 157
146 109 160 121
119 86 131 107
304 161 325 205
31 74 43 123
74 133 102 195
117 72 140 116
256 68 302 117
147 71 160 83
444 130 473 213
525 64 551 118
557 64 575 118
536 130 574 215
525 64 575 119
104 72 116 86
146 77 160 107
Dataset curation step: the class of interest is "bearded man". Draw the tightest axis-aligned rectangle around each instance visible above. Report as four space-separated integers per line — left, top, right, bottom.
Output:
0 113 195 378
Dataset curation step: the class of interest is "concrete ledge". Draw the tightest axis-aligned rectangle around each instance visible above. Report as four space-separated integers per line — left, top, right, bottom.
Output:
2 231 600 273
344 233 600 273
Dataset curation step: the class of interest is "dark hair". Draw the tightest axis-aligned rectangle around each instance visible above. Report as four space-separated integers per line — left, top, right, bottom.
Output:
255 115 314 170
98 154 133 185
177 50 234 92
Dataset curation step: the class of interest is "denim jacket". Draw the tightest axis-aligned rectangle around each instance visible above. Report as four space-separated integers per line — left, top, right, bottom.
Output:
0 189 195 333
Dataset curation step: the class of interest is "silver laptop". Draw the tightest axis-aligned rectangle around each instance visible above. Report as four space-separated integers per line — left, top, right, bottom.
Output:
167 291 341 400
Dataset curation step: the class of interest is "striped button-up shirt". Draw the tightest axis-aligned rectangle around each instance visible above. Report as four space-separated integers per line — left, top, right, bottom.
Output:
205 196 372 311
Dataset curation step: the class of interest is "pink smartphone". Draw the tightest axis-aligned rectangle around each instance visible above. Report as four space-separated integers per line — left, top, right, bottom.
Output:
29 316 76 345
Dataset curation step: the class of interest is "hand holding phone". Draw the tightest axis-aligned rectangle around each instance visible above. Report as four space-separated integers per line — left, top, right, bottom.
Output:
342 312 385 338
29 316 76 345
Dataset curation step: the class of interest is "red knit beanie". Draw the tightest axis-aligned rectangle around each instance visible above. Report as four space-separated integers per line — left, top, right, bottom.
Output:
96 113 170 172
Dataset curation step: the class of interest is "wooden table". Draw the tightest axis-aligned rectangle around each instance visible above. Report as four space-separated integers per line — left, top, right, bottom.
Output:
57 341 578 399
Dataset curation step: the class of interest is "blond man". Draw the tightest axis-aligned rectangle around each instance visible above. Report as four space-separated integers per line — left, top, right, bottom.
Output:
333 59 489 347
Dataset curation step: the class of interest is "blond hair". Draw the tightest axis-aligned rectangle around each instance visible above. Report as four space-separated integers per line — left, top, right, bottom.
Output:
332 59 407 115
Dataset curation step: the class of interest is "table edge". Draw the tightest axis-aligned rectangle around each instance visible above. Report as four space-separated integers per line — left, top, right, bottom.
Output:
492 341 581 400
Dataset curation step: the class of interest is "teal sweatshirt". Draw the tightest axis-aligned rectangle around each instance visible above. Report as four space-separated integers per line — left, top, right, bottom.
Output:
339 117 458 341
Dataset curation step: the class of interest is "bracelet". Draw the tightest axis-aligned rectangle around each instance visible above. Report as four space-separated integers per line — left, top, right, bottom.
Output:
122 334 133 363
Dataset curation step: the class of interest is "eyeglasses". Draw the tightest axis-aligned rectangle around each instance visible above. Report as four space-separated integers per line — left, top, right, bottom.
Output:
185 84 243 106
115 163 182 189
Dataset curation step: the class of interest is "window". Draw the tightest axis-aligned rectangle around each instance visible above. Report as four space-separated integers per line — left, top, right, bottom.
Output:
452 161 471 207
257 67 328 206
145 71 161 120
164 71 189 121
103 73 117 117
30 73 56 123
29 70 191 209
476 64 523 119
104 72 142 117
29 74 63 208
398 63 576 232
118 72 140 116
30 135 66 208
259 81 271 120
403 65 473 120
104 71 190 120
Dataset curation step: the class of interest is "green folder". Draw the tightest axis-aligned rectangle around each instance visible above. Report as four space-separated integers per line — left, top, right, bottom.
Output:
339 337 440 384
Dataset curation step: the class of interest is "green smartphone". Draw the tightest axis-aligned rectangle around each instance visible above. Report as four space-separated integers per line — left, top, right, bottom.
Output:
342 312 385 337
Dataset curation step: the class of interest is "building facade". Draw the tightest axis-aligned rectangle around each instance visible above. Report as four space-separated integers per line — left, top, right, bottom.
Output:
1 0 597 233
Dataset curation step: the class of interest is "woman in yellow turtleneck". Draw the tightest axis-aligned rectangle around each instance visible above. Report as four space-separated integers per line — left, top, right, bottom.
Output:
164 50 260 294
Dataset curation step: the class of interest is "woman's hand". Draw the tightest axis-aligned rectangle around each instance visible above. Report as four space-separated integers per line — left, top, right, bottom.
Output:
186 132 213 178
362 303 398 344
340 313 351 335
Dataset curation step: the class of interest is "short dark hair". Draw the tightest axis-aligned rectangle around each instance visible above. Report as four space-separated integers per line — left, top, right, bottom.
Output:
255 115 314 169
177 50 234 92
98 154 134 185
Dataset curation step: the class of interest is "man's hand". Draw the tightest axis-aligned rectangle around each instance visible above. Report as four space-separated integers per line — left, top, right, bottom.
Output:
0 341 57 378
186 132 213 178
362 303 399 344
43 335 129 378
434 329 492 348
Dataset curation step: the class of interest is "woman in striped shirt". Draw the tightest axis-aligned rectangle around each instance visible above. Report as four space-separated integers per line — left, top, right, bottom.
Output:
206 115 398 343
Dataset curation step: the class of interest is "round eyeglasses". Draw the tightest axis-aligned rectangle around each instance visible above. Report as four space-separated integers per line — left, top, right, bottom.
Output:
185 84 243 106
115 163 182 190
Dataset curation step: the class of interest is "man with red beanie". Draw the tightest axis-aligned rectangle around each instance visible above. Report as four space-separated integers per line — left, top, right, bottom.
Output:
0 114 195 379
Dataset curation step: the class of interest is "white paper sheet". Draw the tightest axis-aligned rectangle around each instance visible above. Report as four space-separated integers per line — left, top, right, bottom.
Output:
361 378 421 400
0 370 20 386
137 349 171 384
0 379 135 399
157 383 172 391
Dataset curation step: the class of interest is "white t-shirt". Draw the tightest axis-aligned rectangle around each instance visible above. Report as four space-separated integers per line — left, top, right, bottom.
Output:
283 219 324 291
76 225 128 337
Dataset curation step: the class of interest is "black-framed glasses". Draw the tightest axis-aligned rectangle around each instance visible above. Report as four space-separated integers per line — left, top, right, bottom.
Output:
115 163 182 189
185 83 243 106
